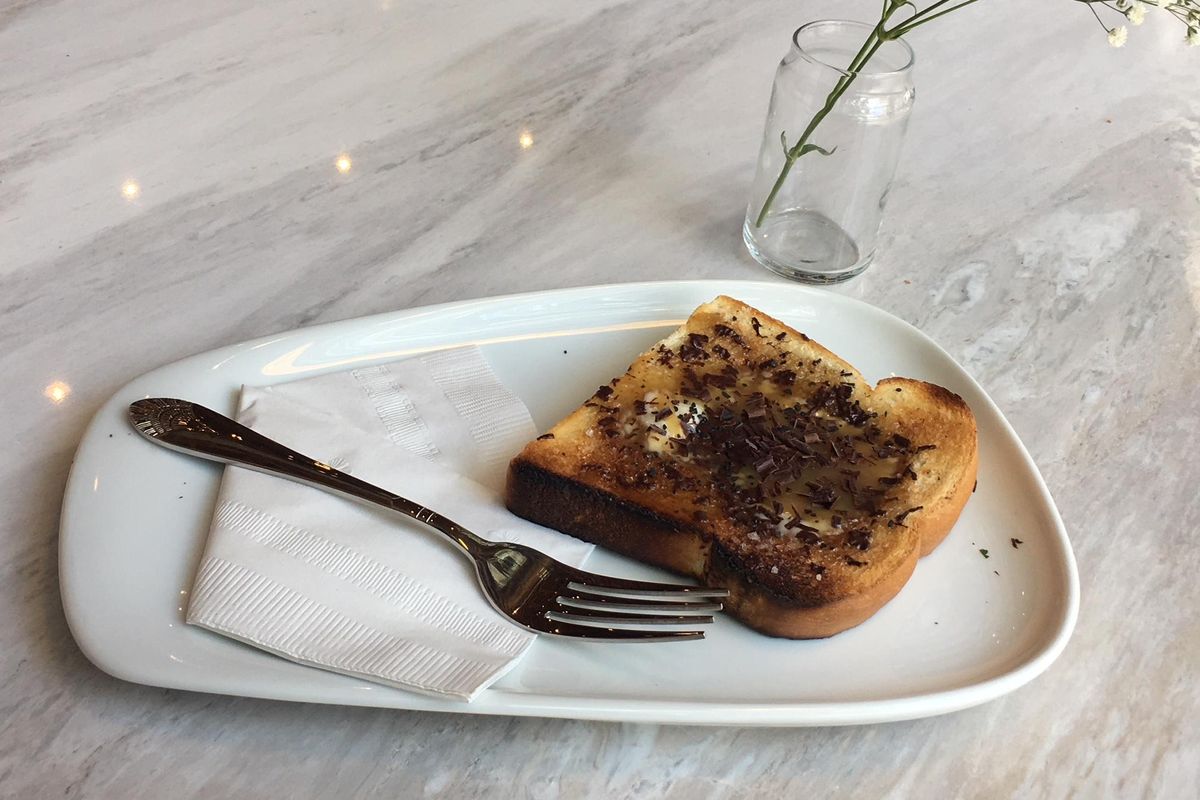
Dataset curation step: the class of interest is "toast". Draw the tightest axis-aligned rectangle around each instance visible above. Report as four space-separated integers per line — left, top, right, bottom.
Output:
505 296 978 638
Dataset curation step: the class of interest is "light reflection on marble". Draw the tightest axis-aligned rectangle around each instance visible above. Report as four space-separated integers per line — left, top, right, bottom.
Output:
1 0 1197 796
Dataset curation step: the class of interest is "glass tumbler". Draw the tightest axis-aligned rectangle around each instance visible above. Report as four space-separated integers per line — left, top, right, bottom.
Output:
743 20 915 283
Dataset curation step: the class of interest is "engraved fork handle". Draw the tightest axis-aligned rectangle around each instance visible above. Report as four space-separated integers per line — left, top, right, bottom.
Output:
127 398 490 556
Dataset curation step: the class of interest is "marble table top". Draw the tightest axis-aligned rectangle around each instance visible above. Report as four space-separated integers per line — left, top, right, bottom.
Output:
2 0 1197 796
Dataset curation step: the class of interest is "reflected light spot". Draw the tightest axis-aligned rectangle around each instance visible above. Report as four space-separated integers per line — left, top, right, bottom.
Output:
335 154 353 174
518 131 534 150
44 381 71 404
121 179 141 200
92 476 99 492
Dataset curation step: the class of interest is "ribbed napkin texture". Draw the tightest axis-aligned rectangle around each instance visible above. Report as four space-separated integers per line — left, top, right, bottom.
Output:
185 347 592 700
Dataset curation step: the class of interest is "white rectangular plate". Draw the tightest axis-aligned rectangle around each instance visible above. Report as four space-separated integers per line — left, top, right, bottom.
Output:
60 280 1078 726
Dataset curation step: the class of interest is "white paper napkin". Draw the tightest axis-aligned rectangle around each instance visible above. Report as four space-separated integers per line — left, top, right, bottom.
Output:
185 347 593 701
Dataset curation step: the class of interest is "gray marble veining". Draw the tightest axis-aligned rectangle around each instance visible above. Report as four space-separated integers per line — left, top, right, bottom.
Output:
2 0 1198 797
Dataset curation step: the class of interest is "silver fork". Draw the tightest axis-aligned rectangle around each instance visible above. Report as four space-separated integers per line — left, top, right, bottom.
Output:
128 398 727 642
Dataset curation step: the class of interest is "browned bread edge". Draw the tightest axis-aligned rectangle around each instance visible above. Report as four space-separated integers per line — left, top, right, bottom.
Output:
507 457 922 638
506 457 712 578
875 376 979 556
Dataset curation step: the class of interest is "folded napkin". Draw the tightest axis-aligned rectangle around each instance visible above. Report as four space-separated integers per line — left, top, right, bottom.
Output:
185 347 593 700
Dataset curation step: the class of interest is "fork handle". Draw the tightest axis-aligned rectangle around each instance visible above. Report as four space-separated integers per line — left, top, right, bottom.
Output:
127 398 491 557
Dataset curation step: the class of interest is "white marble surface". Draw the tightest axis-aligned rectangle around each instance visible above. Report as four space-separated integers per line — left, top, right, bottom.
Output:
2 0 1198 796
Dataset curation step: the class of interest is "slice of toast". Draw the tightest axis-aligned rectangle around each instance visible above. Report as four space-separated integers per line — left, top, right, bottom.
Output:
505 296 978 638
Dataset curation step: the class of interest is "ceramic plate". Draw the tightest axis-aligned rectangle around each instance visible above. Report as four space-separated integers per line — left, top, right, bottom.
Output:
59 280 1078 726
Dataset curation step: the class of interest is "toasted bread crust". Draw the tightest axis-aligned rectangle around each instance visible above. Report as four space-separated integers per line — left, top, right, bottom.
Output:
505 296 978 638
874 377 979 556
707 536 919 638
506 458 711 576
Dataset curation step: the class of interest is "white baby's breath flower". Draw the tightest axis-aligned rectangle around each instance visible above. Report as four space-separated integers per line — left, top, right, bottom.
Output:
1108 25 1129 47
1127 2 1147 25
1188 27 1200 47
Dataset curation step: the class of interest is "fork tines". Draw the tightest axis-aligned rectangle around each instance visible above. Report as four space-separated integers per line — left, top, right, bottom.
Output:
541 623 708 642
548 577 729 641
557 595 724 615
566 579 729 601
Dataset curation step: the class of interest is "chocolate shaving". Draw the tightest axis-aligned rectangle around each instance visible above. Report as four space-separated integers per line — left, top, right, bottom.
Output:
846 529 872 551
804 481 838 509
702 367 738 388
594 385 614 400
771 369 797 389
890 505 924 526
631 469 657 489
596 416 621 437
680 367 710 400
808 383 873 427
750 317 764 337
536 433 555 440
679 339 709 363
775 332 787 341
712 324 746 347
1010 538 1023 549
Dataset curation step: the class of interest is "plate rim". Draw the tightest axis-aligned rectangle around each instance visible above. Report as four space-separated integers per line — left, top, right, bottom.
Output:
59 279 1080 726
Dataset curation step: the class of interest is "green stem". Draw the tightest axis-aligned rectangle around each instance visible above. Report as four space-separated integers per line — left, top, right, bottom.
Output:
890 0 982 35
753 158 798 229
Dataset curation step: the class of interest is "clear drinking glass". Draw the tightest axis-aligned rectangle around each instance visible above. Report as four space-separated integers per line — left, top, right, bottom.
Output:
743 21 915 283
